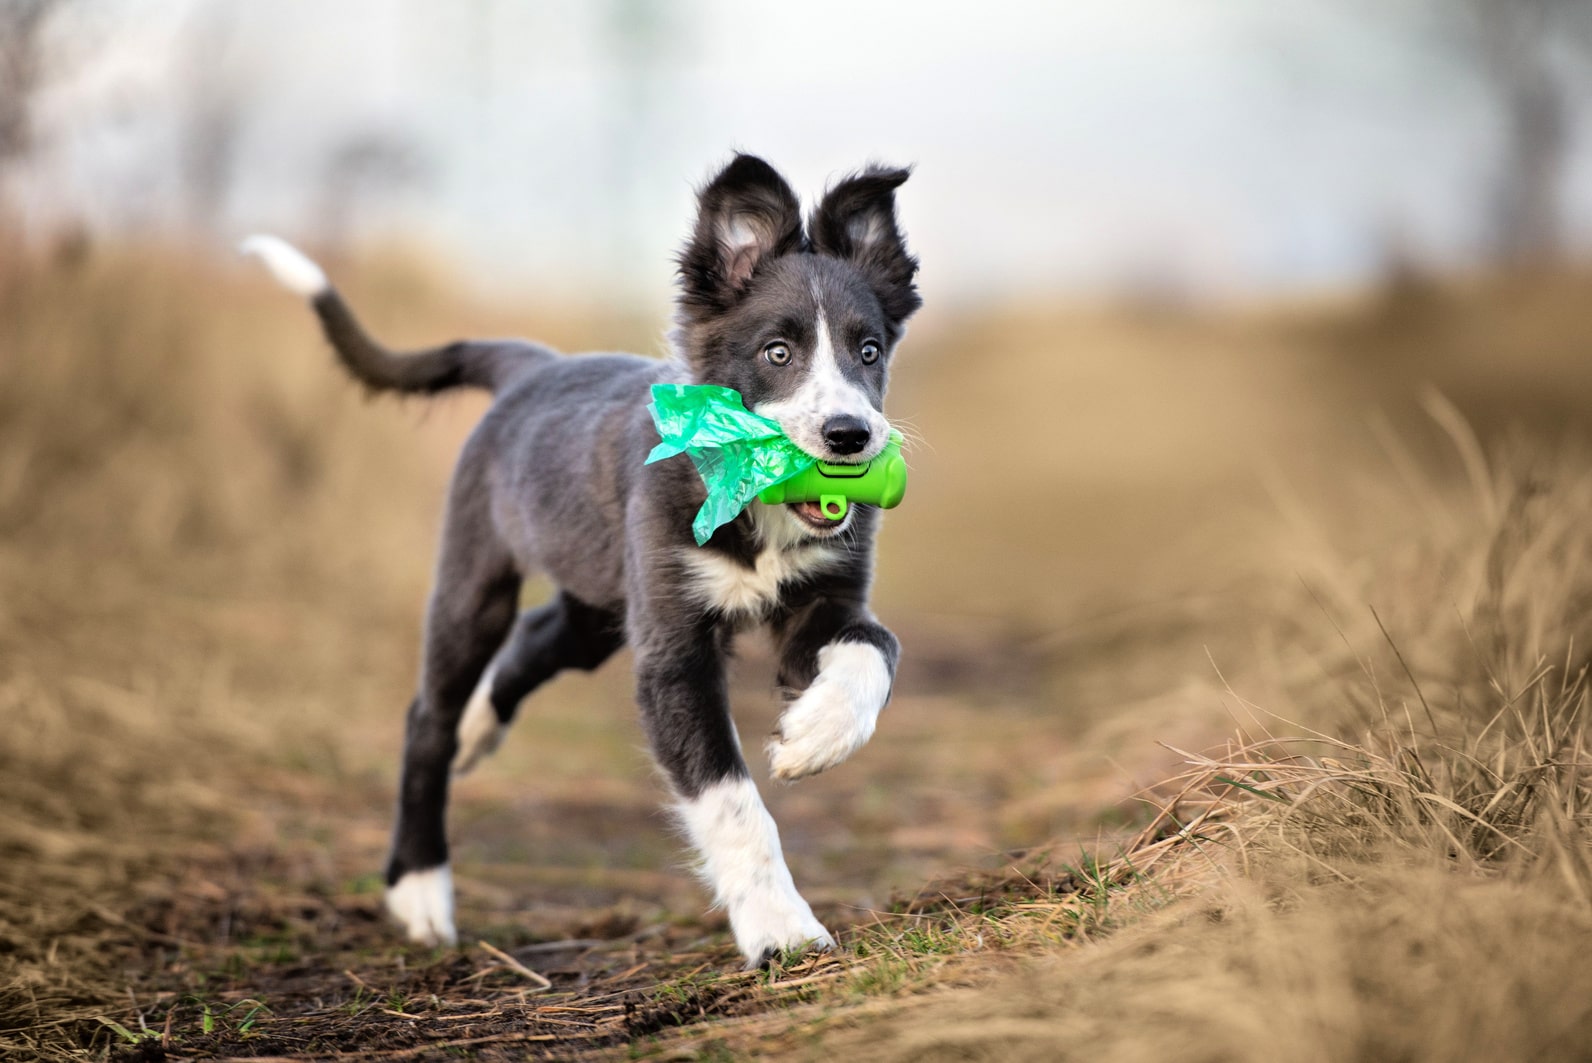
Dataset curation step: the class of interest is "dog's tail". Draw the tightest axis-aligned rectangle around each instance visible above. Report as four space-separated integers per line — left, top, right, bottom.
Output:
240 235 538 395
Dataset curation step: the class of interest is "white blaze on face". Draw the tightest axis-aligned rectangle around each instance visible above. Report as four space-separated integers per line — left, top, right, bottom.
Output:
754 304 889 463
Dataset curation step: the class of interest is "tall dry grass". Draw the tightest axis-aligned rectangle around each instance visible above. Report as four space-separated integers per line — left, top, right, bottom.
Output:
0 240 474 1047
810 429 1592 1061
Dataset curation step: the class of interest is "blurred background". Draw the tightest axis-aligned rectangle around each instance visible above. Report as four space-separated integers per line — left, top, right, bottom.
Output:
5 0 1592 1020
8 0 1592 618
11 0 1592 302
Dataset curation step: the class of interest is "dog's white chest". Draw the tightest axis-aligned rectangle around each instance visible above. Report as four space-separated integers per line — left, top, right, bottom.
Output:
678 507 841 617
679 543 839 616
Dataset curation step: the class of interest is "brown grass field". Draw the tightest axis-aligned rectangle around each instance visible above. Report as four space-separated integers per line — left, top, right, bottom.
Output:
5 237 1592 1060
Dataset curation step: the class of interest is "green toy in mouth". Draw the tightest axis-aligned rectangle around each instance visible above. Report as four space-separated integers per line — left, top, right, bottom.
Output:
755 436 908 521
645 383 908 545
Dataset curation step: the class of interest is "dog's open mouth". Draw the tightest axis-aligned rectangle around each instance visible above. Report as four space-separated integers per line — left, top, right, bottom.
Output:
789 501 846 532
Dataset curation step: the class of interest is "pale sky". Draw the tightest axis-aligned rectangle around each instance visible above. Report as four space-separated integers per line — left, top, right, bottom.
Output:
19 0 1592 307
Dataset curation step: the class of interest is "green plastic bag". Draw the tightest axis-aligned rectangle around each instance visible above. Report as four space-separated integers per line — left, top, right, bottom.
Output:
645 383 818 545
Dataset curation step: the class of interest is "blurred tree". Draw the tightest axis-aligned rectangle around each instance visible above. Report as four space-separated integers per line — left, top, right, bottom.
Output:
0 0 67 194
315 130 432 253
1421 0 1592 264
599 0 681 294
1471 0 1589 264
177 1 247 239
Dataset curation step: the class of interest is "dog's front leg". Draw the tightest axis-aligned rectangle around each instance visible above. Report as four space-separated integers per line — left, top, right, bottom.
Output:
768 599 900 782
634 625 833 967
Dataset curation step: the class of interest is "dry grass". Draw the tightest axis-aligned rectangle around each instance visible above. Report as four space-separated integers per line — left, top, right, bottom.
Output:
6 234 1592 1060
0 237 531 1057
708 434 1592 1059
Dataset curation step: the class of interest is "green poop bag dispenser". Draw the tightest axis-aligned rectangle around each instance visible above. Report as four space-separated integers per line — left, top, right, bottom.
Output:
757 431 908 520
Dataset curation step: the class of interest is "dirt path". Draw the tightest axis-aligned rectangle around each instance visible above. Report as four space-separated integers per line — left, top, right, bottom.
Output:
2 553 1236 1061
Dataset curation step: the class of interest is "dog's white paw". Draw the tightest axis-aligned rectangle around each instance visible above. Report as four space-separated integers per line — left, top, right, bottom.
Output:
768 642 892 781
452 668 505 777
675 776 835 967
729 888 835 969
385 866 457 946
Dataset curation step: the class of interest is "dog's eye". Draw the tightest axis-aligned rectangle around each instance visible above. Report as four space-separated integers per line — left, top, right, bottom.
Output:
860 340 881 365
764 342 792 366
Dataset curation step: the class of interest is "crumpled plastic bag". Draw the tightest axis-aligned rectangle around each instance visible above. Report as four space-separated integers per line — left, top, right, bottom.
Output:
645 383 817 545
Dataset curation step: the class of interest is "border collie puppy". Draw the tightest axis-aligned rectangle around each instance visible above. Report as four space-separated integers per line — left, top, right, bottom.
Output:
243 154 920 967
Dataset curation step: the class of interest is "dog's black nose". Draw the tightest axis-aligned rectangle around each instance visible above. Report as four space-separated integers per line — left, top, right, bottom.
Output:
822 416 871 456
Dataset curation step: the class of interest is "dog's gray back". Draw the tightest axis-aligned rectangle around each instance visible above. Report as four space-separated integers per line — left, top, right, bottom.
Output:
470 353 685 611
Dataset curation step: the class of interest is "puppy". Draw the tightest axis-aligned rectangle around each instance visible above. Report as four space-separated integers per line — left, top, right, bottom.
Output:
243 154 920 967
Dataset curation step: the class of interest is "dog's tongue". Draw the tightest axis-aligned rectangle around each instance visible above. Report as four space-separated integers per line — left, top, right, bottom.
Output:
793 501 841 524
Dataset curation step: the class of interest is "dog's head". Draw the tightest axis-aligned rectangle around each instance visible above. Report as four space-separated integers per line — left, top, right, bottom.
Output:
673 155 920 534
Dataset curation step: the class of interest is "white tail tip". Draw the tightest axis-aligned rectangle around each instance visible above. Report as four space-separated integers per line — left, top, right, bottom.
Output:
239 234 328 298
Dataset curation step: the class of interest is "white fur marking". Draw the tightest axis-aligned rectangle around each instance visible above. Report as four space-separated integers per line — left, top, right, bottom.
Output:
453 666 505 776
676 776 833 965
679 505 842 616
385 865 457 946
846 212 888 245
768 641 892 780
722 215 760 253
239 234 328 297
753 307 890 462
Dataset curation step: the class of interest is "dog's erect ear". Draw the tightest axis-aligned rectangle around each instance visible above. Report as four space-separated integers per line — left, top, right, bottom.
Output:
809 166 921 328
677 154 804 319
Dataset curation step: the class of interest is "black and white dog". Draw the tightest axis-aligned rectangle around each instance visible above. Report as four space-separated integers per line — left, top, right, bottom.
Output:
243 154 920 967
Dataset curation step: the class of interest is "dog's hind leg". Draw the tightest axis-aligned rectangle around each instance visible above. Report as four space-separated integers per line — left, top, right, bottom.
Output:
452 592 623 775
385 462 520 947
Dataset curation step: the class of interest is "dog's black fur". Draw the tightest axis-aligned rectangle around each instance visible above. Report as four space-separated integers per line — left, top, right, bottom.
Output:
247 154 920 966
